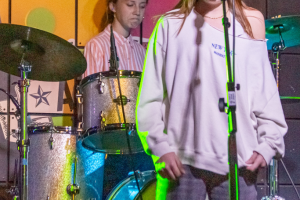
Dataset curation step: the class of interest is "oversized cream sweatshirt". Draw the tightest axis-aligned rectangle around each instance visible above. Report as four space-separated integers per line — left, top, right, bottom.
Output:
136 8 287 175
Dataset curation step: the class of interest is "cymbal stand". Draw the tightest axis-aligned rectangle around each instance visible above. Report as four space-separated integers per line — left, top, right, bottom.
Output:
6 159 19 199
17 56 31 200
262 24 285 200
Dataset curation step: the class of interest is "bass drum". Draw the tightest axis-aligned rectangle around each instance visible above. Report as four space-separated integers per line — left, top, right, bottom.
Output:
106 170 156 200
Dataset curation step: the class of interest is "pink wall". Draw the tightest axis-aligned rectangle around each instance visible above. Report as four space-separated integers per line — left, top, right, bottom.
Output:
131 0 178 39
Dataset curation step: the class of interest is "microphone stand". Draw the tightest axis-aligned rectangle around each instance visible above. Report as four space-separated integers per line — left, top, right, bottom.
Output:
109 25 143 200
218 0 240 199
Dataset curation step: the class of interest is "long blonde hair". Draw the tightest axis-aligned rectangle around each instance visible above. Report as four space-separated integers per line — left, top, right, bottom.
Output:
166 0 254 38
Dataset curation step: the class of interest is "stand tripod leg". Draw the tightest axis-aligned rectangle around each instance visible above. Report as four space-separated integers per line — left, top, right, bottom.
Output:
269 159 279 196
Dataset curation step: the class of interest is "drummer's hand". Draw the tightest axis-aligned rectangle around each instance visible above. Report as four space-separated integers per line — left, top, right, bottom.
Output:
246 151 267 171
156 152 185 180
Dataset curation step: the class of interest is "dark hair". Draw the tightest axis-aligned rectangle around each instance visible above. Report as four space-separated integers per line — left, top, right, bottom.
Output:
100 0 149 32
166 0 254 38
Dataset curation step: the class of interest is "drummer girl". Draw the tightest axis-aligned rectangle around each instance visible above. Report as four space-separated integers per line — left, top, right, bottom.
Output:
83 0 148 76
83 0 153 199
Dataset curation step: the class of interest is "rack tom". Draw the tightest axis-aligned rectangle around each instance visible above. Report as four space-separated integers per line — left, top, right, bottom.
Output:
77 70 143 154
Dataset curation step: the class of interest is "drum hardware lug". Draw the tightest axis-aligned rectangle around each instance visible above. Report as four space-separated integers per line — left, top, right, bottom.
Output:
98 73 105 94
76 86 83 104
66 184 80 196
48 136 54 150
98 81 105 94
99 111 106 131
67 156 80 197
77 122 84 138
49 127 55 150
113 95 130 105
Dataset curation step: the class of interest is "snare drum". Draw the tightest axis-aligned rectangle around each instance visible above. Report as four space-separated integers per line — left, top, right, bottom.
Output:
77 70 143 154
106 170 156 200
28 126 76 200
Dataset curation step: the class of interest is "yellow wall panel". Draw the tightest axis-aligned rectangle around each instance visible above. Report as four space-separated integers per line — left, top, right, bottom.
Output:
11 0 75 41
78 0 106 46
0 0 9 23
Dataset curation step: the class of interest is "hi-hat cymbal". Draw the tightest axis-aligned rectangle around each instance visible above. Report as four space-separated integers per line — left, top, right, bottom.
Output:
265 16 300 50
0 24 86 81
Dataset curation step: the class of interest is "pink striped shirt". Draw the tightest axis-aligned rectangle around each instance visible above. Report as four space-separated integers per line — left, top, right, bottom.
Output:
83 25 146 77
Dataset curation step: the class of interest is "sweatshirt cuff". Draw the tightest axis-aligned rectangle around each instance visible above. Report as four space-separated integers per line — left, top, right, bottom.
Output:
151 141 174 158
254 142 277 165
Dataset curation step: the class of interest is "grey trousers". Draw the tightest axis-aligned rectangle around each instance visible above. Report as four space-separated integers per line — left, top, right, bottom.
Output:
157 165 258 200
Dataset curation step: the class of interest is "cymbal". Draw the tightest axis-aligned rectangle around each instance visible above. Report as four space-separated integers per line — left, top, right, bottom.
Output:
265 16 300 50
0 24 86 81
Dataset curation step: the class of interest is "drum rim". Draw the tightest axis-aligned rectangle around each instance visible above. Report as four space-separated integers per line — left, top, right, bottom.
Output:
79 70 141 89
106 170 156 200
28 126 76 135
81 123 144 154
81 123 136 139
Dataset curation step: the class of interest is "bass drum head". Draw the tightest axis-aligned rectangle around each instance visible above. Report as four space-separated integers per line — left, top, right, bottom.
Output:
106 170 156 200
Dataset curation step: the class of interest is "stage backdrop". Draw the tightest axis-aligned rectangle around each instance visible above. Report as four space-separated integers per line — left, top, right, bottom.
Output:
2 2 299 200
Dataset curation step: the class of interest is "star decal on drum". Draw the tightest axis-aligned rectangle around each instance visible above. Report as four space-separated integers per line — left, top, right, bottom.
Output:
29 85 52 107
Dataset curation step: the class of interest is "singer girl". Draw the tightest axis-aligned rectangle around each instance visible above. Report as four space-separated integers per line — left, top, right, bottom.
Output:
136 0 287 199
83 0 152 199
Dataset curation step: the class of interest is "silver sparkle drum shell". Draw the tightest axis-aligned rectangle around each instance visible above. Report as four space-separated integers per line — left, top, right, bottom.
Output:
78 70 141 131
28 126 76 200
78 71 143 154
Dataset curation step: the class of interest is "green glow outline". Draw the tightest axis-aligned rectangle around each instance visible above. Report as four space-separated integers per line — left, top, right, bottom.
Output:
280 96 300 99
135 16 165 156
135 16 169 199
235 164 239 199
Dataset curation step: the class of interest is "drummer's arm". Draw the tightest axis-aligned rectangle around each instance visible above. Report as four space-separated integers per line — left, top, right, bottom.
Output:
245 8 265 40
83 40 103 77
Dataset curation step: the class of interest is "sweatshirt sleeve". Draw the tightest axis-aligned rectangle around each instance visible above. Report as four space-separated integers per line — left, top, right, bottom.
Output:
136 17 173 158
252 44 288 165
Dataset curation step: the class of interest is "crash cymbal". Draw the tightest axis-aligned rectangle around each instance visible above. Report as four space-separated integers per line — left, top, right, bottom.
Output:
0 24 86 81
265 15 300 50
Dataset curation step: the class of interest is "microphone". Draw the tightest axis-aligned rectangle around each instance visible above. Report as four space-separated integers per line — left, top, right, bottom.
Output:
109 25 119 72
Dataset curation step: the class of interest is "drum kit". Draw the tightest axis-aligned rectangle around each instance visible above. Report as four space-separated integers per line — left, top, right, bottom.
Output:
0 14 299 200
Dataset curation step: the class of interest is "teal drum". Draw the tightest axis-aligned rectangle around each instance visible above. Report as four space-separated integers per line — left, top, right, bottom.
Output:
106 170 156 200
75 140 105 200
